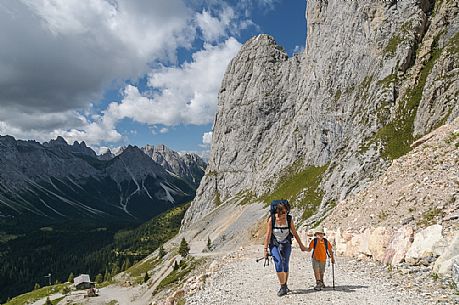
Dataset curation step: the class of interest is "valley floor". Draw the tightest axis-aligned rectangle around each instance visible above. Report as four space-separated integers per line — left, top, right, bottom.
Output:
186 245 457 305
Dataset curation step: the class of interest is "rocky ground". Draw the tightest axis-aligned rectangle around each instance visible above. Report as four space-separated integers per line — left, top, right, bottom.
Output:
186 245 459 305
324 117 459 233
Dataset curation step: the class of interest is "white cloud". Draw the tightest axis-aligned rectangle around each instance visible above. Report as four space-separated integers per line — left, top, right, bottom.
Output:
0 0 266 150
100 38 241 128
0 0 194 112
202 131 213 145
293 45 305 54
196 6 235 42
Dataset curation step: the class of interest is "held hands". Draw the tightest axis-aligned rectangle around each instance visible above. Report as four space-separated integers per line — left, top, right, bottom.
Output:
299 244 307 252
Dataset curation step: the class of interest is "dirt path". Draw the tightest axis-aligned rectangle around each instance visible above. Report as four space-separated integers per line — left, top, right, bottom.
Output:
186 245 455 305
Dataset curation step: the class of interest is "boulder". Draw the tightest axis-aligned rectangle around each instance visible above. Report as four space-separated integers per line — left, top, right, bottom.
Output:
433 231 459 276
357 228 371 257
368 227 391 262
405 225 443 265
334 228 349 256
383 226 414 266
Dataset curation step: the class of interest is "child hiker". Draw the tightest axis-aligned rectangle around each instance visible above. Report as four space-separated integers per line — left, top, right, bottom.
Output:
306 227 335 290
264 201 307 296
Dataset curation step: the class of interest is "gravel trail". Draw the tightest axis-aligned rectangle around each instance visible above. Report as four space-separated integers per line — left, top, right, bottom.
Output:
187 246 455 305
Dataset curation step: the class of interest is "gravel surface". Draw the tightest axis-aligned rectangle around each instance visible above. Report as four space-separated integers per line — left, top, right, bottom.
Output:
186 246 458 305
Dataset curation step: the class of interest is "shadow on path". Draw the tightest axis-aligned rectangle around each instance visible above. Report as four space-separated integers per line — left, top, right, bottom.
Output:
290 285 368 295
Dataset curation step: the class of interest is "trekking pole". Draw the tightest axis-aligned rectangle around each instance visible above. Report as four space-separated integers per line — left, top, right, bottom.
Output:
332 250 335 290
256 254 272 267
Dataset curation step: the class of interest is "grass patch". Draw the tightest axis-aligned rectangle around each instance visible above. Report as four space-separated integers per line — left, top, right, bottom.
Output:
334 89 342 102
261 161 329 220
5 283 69 305
214 190 222 206
445 131 459 143
366 46 443 160
384 35 402 57
432 0 444 17
378 210 388 221
417 208 443 227
127 257 160 278
234 190 258 205
377 73 398 90
447 32 459 54
154 258 201 294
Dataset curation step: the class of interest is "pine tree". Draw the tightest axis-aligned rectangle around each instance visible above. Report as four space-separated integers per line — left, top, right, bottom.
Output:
104 269 111 282
95 273 103 284
125 257 131 270
158 244 166 258
143 271 150 283
207 236 212 251
173 260 180 271
179 238 190 257
34 283 41 290
121 257 132 271
44 296 53 305
111 262 120 276
67 272 74 283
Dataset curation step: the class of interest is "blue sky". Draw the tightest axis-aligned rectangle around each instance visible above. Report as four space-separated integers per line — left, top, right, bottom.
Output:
0 0 307 157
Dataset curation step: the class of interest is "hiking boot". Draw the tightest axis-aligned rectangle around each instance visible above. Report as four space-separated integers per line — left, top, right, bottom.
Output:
319 281 326 289
314 281 322 291
277 285 287 296
285 285 291 293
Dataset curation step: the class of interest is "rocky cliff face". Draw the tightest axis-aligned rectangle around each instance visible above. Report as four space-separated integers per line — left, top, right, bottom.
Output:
142 144 207 189
0 136 206 224
183 0 458 227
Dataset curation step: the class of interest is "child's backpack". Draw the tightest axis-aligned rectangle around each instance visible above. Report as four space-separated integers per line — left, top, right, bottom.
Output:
269 200 293 246
312 237 331 259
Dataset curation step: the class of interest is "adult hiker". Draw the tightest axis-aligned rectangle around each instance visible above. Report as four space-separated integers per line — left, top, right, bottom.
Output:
306 227 335 290
263 200 307 297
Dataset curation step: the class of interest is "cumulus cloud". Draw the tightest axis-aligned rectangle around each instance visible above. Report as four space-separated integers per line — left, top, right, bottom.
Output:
202 131 213 145
101 38 241 127
293 45 305 54
0 0 273 150
0 0 193 112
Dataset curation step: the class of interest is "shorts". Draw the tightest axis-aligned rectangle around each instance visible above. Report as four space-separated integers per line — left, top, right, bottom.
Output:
270 242 292 272
312 258 326 274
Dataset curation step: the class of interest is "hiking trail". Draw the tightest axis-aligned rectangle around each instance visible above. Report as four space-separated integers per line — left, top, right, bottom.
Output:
186 245 455 305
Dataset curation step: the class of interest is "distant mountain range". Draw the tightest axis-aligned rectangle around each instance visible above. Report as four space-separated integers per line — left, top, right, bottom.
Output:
0 135 206 226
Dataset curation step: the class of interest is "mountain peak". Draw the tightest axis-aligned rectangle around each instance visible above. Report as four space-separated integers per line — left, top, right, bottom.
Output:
48 136 68 146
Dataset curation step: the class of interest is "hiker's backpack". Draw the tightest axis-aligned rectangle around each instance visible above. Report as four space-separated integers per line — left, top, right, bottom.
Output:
312 237 331 259
269 200 293 246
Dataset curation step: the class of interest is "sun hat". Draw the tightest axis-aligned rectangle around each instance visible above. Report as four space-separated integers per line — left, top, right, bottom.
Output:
314 227 325 235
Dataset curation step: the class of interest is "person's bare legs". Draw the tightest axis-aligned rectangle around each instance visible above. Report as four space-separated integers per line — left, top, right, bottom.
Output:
285 272 289 290
276 272 286 285
313 268 322 290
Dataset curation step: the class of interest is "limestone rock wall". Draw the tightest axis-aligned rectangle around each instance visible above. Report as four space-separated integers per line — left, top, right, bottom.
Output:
183 0 458 228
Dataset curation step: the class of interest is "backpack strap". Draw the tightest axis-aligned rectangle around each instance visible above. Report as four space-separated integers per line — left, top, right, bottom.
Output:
270 214 293 246
324 238 330 258
287 215 293 241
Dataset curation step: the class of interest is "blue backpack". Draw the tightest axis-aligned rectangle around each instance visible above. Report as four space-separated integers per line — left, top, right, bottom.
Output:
269 200 293 246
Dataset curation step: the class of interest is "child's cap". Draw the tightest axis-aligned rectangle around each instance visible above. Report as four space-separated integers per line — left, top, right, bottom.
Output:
314 227 325 235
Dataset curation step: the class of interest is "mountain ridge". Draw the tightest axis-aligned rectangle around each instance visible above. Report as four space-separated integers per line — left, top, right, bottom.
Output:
0 135 206 223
